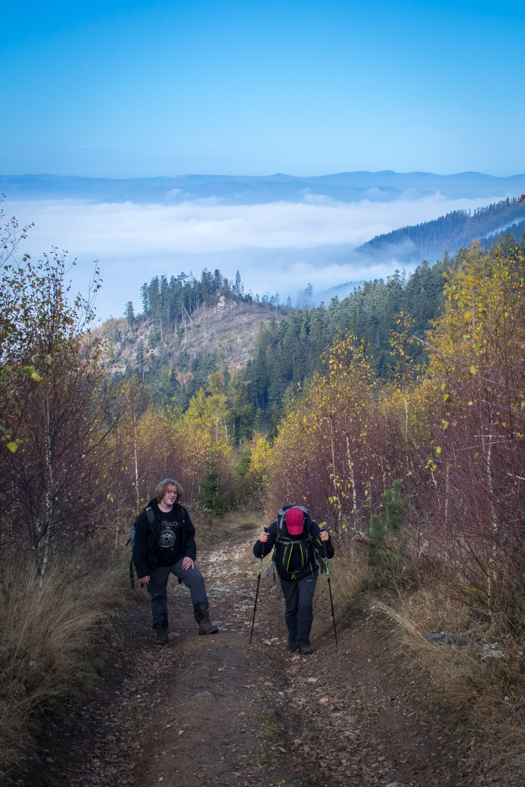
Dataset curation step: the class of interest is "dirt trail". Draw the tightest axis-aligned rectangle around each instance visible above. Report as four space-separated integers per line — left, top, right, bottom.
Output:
21 526 498 787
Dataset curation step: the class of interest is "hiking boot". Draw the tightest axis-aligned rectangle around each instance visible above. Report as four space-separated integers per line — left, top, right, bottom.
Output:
285 642 298 652
154 623 168 646
198 612 219 635
298 643 312 655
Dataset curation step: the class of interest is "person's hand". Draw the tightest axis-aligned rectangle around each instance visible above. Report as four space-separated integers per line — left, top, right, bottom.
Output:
140 575 150 585
259 531 269 543
320 530 329 542
182 557 194 570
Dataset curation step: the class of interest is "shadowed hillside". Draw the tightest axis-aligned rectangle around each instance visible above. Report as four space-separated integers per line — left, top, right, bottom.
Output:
357 195 525 262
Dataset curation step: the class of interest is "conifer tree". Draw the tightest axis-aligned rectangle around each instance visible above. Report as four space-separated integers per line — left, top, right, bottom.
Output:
200 459 224 515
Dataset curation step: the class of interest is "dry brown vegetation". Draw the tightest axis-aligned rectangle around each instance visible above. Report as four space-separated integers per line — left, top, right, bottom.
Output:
315 543 374 613
96 297 276 379
0 551 127 779
376 585 525 775
263 240 525 768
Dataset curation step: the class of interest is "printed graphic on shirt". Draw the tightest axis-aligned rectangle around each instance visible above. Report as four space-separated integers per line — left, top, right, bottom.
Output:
159 520 177 549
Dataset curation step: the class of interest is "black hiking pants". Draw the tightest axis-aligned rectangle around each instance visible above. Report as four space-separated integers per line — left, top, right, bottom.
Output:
280 573 317 646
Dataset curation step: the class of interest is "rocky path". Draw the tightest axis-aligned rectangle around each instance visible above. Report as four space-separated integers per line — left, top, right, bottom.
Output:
20 525 501 787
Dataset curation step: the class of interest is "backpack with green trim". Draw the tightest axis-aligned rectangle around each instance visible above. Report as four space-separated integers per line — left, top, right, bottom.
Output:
268 506 323 581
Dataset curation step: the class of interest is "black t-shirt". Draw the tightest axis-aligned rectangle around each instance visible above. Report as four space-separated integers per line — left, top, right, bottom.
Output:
155 507 185 567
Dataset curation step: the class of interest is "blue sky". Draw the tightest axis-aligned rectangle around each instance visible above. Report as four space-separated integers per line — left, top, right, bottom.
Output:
2 0 525 178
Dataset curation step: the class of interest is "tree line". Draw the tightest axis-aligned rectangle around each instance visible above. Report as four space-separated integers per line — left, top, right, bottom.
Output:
129 267 284 336
359 196 525 261
244 255 453 416
119 252 456 432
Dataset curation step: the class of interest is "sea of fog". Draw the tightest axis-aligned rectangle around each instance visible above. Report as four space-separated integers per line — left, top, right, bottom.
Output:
6 193 503 320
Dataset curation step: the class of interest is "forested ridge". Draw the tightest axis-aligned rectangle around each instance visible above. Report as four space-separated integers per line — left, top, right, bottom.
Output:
245 255 451 414
101 255 453 443
136 266 285 329
3 202 525 783
359 195 525 261
116 200 525 429
114 247 467 432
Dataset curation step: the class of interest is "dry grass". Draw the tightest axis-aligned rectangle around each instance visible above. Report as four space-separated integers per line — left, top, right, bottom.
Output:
330 545 374 604
375 584 525 777
0 550 127 780
314 544 373 630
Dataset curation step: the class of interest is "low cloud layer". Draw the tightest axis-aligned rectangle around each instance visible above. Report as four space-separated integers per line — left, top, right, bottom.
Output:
8 193 499 319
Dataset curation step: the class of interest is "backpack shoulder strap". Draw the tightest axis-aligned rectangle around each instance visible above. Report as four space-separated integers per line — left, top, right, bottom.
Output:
146 506 155 525
174 505 188 541
304 515 317 542
275 511 286 543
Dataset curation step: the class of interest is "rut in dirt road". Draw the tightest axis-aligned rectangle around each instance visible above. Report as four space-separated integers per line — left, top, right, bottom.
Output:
25 526 495 787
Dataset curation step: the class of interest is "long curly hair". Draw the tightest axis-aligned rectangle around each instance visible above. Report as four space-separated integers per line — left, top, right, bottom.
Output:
154 478 184 503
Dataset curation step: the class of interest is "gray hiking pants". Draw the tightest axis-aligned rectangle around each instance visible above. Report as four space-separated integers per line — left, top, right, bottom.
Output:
280 573 318 646
147 559 209 629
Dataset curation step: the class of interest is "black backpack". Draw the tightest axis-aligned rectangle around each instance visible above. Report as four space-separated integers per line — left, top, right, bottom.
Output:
128 506 154 589
268 506 323 580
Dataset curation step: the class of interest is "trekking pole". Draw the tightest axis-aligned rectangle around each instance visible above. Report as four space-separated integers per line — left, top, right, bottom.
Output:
250 555 264 643
323 538 338 648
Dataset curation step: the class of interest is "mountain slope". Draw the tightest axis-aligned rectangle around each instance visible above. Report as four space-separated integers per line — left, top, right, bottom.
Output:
100 298 279 406
356 196 525 262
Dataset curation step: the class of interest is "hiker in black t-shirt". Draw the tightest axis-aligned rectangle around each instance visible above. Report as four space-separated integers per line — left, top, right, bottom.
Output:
253 505 334 655
133 478 218 645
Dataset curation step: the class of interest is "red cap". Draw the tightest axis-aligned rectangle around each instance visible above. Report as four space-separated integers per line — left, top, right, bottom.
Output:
285 507 305 535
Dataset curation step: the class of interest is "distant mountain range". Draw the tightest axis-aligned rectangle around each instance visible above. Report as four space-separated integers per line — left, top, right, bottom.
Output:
355 197 525 264
1 170 524 205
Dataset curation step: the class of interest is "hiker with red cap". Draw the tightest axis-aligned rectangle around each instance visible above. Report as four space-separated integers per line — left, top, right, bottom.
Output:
253 505 334 655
